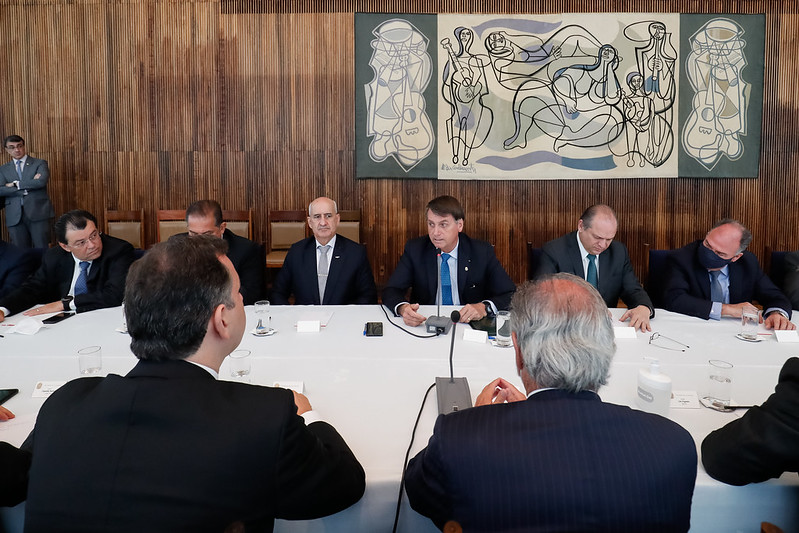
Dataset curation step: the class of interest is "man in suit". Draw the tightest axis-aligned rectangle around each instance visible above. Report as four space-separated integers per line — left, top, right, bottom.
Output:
0 135 55 248
13 235 365 531
382 195 515 326
185 199 264 305
702 357 799 486
405 274 697 532
0 210 135 322
664 218 794 330
536 204 654 331
271 196 376 305
781 250 799 310
0 407 30 508
0 238 39 299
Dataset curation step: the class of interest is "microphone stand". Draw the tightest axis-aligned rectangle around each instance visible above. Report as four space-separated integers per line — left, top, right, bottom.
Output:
435 310 472 414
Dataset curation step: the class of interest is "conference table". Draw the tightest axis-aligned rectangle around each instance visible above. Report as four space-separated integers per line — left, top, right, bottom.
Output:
1 304 799 532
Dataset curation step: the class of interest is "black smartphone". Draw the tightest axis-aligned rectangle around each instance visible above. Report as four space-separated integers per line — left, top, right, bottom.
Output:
0 388 19 405
43 313 73 325
364 322 383 336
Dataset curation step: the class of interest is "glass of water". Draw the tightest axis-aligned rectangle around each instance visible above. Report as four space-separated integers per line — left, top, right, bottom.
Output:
228 349 251 380
706 359 733 407
495 311 512 347
78 346 103 375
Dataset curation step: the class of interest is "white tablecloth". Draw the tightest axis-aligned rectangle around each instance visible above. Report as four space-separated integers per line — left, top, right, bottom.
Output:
1 305 798 532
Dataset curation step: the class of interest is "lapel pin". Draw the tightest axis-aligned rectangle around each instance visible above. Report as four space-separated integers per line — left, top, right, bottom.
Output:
464 266 469 271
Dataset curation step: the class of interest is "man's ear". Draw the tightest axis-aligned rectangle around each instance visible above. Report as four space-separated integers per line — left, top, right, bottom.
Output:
209 303 232 341
730 252 743 263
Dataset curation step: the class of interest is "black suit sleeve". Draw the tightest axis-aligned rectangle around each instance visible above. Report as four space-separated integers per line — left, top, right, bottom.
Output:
663 246 713 319
702 358 799 485
235 244 265 306
404 415 452 529
0 250 62 316
270 245 297 305
0 441 31 507
274 411 365 519
783 251 799 311
0 248 39 300
478 242 516 311
535 243 562 278
382 241 417 314
614 245 654 315
75 238 135 313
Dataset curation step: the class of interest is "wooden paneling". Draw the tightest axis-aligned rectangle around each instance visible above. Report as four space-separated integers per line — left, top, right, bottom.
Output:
1 0 798 288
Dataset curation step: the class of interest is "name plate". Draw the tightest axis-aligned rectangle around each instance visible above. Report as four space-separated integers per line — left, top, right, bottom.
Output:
296 320 321 332
775 330 799 343
32 381 67 398
273 381 305 393
614 326 637 339
463 328 488 344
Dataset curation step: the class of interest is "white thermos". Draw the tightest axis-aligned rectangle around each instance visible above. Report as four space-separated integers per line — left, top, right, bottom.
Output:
636 358 672 417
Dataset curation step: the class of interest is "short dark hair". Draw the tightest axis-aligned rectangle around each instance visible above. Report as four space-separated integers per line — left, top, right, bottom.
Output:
54 210 98 245
186 200 223 226
579 204 617 229
124 234 232 362
711 218 753 252
3 135 23 147
426 195 465 221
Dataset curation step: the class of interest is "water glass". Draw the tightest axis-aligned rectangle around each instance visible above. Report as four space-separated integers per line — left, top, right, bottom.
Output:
78 346 103 375
740 309 760 341
495 311 512 347
228 349 251 379
706 359 733 407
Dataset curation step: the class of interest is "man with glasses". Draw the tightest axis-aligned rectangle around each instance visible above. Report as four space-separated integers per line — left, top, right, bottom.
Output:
0 210 135 322
0 135 55 248
664 218 794 330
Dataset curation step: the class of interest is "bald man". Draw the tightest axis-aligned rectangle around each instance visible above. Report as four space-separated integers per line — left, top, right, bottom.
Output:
536 204 654 331
271 197 376 305
664 218 794 330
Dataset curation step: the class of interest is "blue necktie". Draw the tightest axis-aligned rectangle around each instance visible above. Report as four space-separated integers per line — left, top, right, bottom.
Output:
586 254 598 289
710 270 724 303
440 253 453 305
15 160 22 180
74 262 90 296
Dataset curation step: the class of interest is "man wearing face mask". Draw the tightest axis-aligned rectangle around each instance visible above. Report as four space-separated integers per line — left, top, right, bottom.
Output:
664 219 794 330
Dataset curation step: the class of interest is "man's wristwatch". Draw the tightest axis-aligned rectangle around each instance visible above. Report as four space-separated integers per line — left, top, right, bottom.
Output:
62 296 73 312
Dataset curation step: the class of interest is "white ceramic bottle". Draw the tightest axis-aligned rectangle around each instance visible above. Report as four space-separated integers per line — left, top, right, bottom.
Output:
636 358 672 417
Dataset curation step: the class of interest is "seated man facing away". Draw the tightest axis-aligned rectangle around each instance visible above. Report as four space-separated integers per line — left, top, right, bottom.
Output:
405 274 697 532
0 406 29 508
0 237 39 299
664 218 794 330
536 204 654 332
271 196 376 305
0 209 135 322
10 235 365 532
186 199 264 304
702 356 799 486
382 195 515 325
781 250 799 311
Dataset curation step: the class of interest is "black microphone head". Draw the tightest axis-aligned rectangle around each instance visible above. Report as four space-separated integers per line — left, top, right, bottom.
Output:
450 310 460 323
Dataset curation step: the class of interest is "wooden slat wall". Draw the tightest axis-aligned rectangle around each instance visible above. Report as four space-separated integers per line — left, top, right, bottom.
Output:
1 0 797 287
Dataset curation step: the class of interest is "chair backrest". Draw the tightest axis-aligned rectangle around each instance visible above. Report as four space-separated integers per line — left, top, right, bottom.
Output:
338 209 361 243
767 249 789 289
527 242 543 280
105 209 145 249
156 210 187 243
222 209 253 240
266 210 307 268
646 249 672 309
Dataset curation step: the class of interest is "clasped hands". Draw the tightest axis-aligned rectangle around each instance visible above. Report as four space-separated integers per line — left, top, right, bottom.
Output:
398 302 488 327
474 378 526 406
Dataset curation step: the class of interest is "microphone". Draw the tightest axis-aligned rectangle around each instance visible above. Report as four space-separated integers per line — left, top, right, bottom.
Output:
435 310 472 414
425 250 454 335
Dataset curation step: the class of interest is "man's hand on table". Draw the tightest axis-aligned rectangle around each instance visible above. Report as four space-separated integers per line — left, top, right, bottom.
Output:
458 303 487 323
0 406 15 421
398 303 426 327
619 305 652 332
23 301 64 317
765 312 796 331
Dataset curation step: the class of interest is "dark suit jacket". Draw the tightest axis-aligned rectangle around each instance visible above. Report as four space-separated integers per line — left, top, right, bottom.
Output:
0 156 54 225
702 357 799 486
271 235 376 305
382 233 515 312
536 231 654 314
22 359 365 532
405 390 697 532
782 250 799 310
0 239 39 299
664 240 792 320
0 234 135 316
224 229 264 305
0 441 31 507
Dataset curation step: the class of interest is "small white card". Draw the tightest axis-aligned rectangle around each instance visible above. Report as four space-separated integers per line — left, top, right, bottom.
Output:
775 330 799 343
670 390 700 409
613 327 637 339
32 381 67 398
273 381 305 393
462 328 488 344
296 320 321 332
